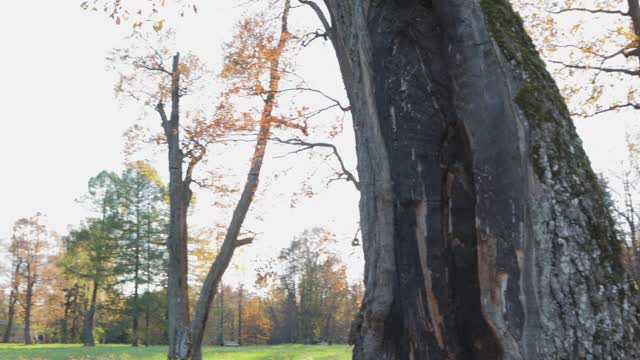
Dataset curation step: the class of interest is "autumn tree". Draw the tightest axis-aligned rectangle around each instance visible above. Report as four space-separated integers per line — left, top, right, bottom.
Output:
109 1 320 357
513 0 640 117
240 297 272 345
263 228 357 344
10 214 50 345
296 0 640 358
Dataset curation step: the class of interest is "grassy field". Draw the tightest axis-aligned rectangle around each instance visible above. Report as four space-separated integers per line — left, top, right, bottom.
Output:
0 344 351 360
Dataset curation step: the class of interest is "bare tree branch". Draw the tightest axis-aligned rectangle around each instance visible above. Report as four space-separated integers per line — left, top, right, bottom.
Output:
548 60 640 76
274 87 351 111
298 0 333 38
156 102 169 127
572 102 640 117
272 136 360 190
235 237 254 247
550 8 628 16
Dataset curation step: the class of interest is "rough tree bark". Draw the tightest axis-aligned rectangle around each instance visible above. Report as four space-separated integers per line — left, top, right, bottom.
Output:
302 0 640 358
157 52 193 360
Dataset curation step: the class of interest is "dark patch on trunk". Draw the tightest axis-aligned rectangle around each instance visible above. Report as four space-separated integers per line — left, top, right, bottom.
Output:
367 1 502 358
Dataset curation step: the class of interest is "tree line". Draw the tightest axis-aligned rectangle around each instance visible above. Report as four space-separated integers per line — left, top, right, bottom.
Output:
1 166 361 347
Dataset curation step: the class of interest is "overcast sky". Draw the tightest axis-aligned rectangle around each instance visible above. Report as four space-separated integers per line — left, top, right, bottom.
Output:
0 1 636 289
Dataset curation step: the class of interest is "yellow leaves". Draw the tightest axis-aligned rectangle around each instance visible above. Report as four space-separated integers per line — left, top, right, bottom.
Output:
582 46 594 54
616 25 639 42
130 160 164 188
153 20 163 32
570 24 582 34
178 63 191 77
241 298 272 345
587 86 604 105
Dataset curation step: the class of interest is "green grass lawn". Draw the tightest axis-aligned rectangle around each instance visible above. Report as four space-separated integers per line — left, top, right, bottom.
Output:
0 344 351 360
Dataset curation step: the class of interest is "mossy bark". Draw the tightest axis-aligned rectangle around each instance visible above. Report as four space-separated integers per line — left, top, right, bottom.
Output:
318 0 640 358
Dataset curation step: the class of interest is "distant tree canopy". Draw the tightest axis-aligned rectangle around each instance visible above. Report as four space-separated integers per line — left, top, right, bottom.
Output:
59 165 168 346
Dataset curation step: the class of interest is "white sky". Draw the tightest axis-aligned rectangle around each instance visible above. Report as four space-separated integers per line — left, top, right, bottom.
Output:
0 1 636 291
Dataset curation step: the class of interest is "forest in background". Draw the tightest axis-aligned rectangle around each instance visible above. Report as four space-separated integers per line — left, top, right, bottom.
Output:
0 169 362 346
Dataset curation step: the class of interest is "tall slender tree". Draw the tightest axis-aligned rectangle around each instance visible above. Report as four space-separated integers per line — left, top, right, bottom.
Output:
116 163 168 346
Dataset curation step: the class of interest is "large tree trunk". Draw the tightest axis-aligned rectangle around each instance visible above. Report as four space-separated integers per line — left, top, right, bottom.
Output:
310 0 640 358
179 3 291 359
158 52 192 360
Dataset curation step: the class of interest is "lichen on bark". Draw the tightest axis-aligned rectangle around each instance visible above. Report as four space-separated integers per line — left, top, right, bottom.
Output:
481 0 639 357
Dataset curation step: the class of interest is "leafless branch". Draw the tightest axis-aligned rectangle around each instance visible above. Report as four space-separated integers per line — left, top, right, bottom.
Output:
235 237 254 247
274 87 351 111
156 102 169 126
298 0 333 38
301 30 330 47
572 102 640 117
548 60 640 76
550 8 628 16
134 61 172 75
272 137 360 190
551 44 627 61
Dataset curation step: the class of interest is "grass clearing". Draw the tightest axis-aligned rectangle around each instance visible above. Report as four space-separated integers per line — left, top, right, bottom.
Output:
0 343 351 360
